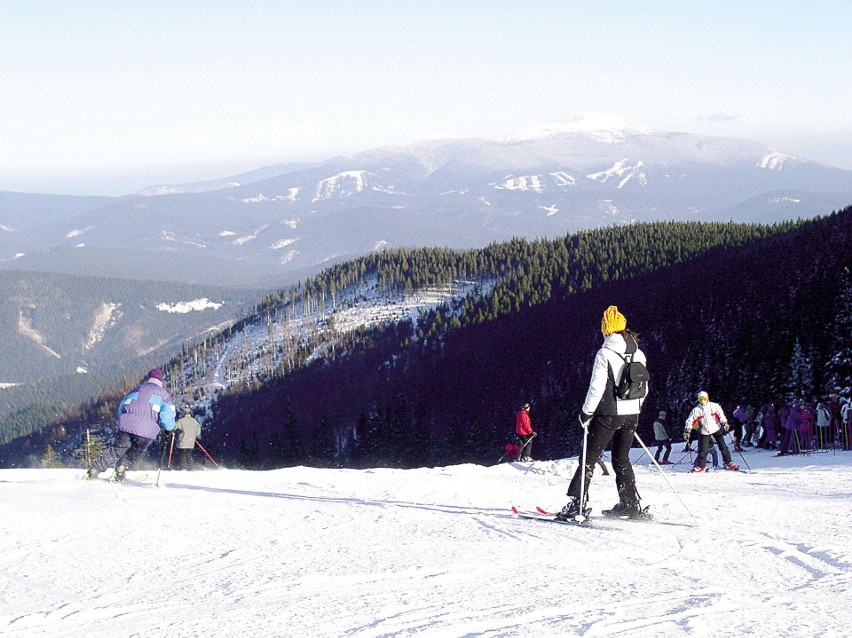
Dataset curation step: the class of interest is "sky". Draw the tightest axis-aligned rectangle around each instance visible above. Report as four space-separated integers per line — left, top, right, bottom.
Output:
1 0 851 196
2 449 851 637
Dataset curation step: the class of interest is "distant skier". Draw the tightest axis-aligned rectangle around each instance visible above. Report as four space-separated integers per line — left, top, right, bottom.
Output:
683 391 738 473
743 404 756 447
515 403 535 462
173 406 203 470
759 402 779 449
556 306 649 520
653 411 673 464
777 399 805 456
87 368 176 480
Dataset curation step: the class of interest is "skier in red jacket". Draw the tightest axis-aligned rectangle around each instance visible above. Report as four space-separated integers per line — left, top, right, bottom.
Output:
515 403 535 462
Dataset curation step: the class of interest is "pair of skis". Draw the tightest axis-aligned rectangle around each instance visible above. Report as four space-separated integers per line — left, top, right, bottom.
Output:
510 505 616 527
511 505 695 528
85 469 150 483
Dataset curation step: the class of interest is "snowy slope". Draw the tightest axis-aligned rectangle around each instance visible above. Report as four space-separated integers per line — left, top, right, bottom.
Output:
2 448 851 637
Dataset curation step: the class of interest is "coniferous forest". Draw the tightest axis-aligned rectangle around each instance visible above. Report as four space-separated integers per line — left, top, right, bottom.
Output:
207 208 852 469
2 207 850 469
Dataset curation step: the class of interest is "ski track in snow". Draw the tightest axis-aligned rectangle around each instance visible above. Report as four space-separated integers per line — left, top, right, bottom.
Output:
1 450 852 637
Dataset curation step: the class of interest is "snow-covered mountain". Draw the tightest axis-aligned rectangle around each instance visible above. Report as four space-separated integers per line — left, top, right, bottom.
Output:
2 116 851 285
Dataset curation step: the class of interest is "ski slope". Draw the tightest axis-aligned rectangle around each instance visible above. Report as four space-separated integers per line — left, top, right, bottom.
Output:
2 448 851 637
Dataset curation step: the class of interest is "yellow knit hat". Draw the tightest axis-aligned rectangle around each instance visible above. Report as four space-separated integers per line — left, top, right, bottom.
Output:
601 305 627 336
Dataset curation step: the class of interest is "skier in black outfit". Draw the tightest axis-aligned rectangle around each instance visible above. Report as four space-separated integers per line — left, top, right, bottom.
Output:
556 306 650 521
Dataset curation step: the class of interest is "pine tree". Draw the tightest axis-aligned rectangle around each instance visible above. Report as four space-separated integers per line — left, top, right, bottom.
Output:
823 267 852 394
42 444 63 468
788 339 814 400
77 428 107 469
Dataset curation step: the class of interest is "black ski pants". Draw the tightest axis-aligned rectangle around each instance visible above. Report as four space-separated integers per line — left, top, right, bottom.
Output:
695 430 733 469
517 434 534 459
177 447 195 470
91 431 154 473
654 438 672 462
567 414 639 507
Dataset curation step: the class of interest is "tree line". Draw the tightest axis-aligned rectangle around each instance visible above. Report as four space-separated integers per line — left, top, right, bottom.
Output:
206 210 851 469
3 208 850 469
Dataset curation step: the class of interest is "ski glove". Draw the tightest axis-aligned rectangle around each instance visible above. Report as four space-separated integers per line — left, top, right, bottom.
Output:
683 431 691 441
579 413 593 429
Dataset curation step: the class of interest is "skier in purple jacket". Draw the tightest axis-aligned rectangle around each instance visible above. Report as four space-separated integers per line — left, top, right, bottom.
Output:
87 368 176 480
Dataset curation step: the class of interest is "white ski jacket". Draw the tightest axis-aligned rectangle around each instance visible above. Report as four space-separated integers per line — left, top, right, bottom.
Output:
581 333 648 417
684 402 727 436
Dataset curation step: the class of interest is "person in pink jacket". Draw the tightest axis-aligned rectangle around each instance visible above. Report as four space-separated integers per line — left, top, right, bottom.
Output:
777 400 805 455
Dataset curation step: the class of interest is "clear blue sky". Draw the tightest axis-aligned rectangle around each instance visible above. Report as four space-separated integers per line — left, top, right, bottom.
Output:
1 0 850 195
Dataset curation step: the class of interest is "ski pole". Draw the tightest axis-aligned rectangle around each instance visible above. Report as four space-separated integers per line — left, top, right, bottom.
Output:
577 417 589 522
155 431 171 487
726 432 752 470
195 440 221 469
167 430 176 470
634 431 698 524
516 431 537 460
674 445 692 465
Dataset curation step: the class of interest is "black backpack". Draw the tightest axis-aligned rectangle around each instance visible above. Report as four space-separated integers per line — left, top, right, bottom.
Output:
609 341 650 401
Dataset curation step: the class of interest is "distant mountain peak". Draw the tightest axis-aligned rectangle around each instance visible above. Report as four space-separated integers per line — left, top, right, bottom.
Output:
503 113 656 143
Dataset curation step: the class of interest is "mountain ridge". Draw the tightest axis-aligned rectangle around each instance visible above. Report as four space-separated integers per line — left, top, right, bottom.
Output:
2 119 851 287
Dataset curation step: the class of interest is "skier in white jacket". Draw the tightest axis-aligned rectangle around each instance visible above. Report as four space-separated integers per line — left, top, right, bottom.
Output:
683 391 739 473
556 305 649 521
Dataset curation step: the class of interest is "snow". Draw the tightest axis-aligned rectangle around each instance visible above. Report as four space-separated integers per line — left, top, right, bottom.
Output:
2 449 851 638
155 298 224 314
269 238 299 250
758 152 795 171
313 170 371 202
493 175 545 193
84 302 123 350
587 160 648 188
65 227 92 239
598 200 621 216
550 171 577 187
231 225 269 246
16 310 61 359
771 197 802 204
504 113 656 144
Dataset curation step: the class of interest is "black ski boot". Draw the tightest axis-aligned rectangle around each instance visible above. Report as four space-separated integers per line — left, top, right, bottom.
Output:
555 497 591 521
603 501 652 520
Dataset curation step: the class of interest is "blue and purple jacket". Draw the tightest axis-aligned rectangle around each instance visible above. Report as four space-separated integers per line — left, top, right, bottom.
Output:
117 378 176 439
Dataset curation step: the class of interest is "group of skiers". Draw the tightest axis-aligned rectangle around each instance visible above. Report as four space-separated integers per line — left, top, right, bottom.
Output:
85 368 205 480
502 303 852 524
729 397 852 455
